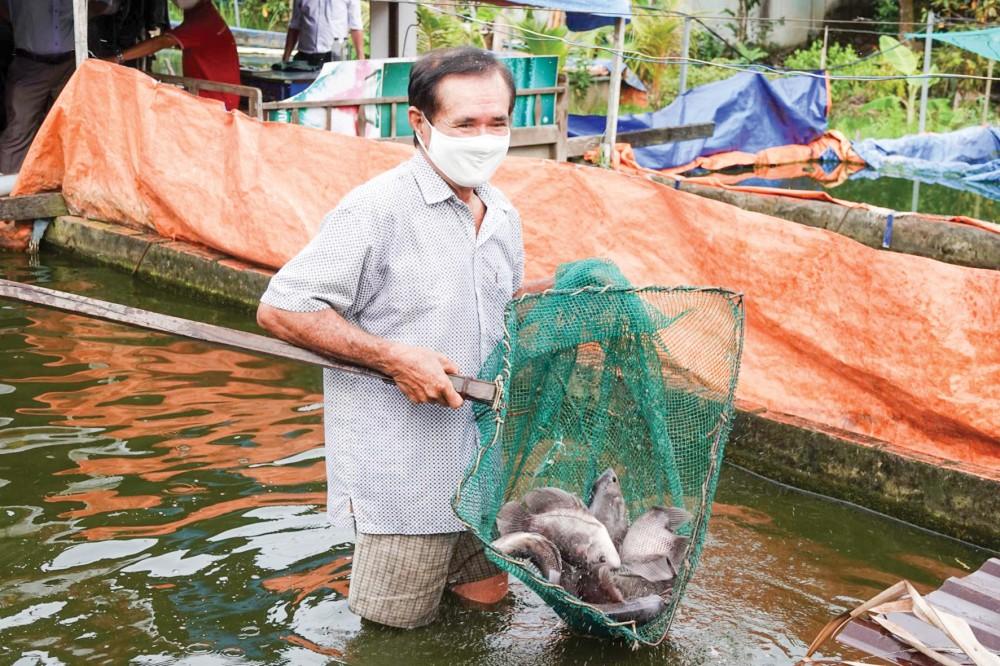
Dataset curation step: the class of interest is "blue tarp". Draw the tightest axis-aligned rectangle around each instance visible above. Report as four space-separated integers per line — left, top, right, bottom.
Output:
853 126 1000 201
907 27 1000 62
568 71 829 170
517 0 630 30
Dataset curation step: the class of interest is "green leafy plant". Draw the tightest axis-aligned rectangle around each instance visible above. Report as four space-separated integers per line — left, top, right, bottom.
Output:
416 5 485 52
880 35 939 127
513 10 569 69
623 9 682 107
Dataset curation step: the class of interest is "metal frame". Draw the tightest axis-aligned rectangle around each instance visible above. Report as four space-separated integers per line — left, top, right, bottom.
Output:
149 73 265 119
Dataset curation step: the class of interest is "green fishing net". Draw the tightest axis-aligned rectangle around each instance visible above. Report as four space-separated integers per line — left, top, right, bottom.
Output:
453 259 745 645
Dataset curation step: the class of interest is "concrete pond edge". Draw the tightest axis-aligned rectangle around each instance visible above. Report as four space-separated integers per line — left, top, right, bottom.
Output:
663 179 1000 272
38 215 1000 551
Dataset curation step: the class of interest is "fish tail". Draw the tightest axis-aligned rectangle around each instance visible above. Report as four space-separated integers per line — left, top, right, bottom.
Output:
665 506 693 530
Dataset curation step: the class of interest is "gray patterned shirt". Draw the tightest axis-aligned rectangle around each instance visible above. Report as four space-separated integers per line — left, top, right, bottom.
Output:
260 152 524 535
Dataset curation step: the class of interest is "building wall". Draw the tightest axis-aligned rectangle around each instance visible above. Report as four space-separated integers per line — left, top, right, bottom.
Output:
675 0 846 48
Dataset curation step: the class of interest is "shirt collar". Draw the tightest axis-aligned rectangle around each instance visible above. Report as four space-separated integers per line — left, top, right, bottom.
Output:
409 149 512 212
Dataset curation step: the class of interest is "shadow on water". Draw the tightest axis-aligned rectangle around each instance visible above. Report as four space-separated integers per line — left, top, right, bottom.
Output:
0 252 994 665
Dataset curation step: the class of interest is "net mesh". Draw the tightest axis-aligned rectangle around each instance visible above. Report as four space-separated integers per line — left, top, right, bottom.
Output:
453 259 745 645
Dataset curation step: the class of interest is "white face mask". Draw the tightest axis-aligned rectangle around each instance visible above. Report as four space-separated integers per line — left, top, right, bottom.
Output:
173 0 200 10
415 115 510 188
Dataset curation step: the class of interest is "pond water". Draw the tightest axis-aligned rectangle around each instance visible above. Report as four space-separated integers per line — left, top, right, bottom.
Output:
0 252 994 665
733 172 1000 223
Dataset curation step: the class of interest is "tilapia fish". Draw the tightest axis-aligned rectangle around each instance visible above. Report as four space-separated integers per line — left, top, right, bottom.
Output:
497 487 621 569
588 468 628 549
620 505 692 578
491 532 563 584
561 563 625 604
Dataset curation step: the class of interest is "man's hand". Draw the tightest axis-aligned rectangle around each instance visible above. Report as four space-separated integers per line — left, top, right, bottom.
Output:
385 343 464 409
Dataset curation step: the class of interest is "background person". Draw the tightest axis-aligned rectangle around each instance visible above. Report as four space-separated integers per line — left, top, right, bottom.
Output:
281 0 364 67
111 0 240 110
257 47 522 629
0 0 114 173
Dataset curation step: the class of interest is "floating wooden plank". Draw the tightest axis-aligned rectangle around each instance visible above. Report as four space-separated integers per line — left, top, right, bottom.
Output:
565 122 715 159
0 279 498 407
0 192 69 220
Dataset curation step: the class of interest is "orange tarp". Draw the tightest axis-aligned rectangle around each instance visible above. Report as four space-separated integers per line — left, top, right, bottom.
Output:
12 61 1000 474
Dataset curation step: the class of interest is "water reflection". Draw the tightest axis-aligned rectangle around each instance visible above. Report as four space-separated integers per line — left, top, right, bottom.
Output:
0 254 993 665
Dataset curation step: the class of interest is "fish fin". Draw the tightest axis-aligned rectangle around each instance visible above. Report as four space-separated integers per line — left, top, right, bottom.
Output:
596 594 666 625
523 487 585 513
664 506 693 530
622 557 675 583
496 501 531 535
665 535 690 571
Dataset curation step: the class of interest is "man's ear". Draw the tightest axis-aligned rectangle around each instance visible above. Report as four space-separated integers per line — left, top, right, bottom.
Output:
407 106 426 143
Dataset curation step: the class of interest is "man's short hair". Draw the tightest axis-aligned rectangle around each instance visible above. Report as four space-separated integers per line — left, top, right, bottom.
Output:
408 47 517 124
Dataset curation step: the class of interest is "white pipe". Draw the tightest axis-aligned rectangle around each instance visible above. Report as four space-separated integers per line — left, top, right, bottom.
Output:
0 173 17 197
74 0 88 67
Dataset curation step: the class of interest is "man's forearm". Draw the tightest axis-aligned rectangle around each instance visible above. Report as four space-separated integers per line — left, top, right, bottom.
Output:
282 27 299 61
350 29 364 60
257 303 398 374
257 303 463 407
119 34 178 62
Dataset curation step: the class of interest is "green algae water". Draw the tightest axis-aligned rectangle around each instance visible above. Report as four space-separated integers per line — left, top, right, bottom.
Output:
0 252 993 665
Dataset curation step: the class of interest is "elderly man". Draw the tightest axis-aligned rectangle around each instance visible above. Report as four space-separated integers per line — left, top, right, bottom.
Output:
257 47 523 629
281 0 365 67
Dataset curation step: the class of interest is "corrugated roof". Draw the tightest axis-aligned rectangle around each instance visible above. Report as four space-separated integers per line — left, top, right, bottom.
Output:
838 558 1000 665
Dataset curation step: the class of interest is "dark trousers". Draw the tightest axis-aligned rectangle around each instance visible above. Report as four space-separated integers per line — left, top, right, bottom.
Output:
293 42 346 66
0 55 74 173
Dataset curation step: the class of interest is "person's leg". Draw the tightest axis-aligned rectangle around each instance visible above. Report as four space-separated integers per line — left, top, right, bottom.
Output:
447 531 508 605
0 57 72 173
348 532 460 629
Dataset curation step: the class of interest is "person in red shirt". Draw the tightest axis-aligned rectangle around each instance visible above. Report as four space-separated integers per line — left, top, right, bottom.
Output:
112 0 240 110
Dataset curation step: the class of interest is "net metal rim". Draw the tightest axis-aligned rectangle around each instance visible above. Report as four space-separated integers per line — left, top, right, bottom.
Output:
452 283 746 646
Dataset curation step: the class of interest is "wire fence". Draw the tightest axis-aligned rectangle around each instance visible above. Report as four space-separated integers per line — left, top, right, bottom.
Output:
412 2 997 85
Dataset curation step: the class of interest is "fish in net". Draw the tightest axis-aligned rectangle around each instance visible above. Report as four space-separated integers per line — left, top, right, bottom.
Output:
453 258 745 645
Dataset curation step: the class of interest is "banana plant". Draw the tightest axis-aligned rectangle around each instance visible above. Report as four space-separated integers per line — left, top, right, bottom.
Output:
879 35 938 127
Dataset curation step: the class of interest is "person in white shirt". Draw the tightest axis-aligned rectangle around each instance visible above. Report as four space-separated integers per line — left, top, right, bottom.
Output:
281 0 364 67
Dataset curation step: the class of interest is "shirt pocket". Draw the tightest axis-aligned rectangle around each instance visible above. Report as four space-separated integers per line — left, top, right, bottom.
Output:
480 245 515 305
383 254 447 319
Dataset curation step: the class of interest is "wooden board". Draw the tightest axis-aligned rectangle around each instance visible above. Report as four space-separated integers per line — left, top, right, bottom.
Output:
0 193 69 221
0 279 499 407
565 122 715 159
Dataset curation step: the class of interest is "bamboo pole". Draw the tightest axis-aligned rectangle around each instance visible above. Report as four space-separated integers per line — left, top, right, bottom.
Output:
917 11 934 134
983 59 995 125
601 17 627 167
820 26 829 70
679 17 692 95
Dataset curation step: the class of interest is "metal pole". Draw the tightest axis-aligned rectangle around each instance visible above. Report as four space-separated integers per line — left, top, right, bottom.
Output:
678 16 691 95
917 10 934 134
911 179 920 212
73 0 88 67
601 17 627 167
820 25 829 70
233 0 241 28
983 59 995 125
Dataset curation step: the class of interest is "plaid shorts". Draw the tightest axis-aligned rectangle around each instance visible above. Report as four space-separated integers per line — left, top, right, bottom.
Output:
348 531 501 629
